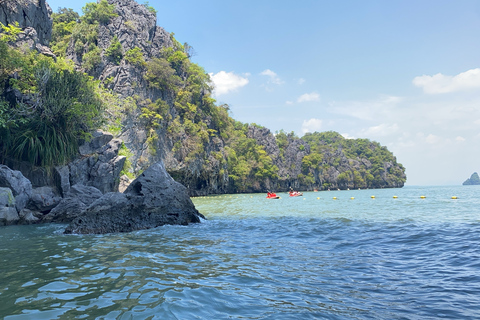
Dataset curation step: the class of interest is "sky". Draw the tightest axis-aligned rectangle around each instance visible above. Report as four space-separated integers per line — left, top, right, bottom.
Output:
46 0 480 186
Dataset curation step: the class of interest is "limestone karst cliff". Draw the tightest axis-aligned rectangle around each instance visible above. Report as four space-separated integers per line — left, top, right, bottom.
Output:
0 0 407 197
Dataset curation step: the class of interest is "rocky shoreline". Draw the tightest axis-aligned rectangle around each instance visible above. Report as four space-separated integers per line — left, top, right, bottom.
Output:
0 131 204 233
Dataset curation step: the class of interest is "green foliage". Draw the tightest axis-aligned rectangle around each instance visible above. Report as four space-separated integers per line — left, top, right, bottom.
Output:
82 46 102 71
82 0 117 24
71 20 98 56
118 142 135 179
105 35 123 65
51 8 79 56
144 57 180 91
0 21 22 42
143 1 157 14
0 51 104 166
125 47 146 67
300 131 406 189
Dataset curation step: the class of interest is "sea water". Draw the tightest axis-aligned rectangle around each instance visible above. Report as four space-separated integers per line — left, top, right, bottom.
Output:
0 186 479 319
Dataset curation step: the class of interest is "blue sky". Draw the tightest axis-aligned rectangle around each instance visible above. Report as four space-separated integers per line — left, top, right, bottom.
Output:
46 0 480 185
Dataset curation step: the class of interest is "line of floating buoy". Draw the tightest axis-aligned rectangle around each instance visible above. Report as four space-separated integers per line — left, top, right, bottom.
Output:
201 194 460 200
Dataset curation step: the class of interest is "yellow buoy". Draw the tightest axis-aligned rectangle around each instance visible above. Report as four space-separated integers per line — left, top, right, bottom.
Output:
333 197 337 200
317 197 320 200
393 196 398 199
350 197 355 200
420 195 426 199
451 196 458 199
371 195 375 199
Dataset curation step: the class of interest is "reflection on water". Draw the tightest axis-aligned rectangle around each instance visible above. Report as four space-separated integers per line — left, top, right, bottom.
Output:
1 186 480 319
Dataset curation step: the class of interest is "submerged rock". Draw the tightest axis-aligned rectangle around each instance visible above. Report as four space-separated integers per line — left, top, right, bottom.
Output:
64 162 205 234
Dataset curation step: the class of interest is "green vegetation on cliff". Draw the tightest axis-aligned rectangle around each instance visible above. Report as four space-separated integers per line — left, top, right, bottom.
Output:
0 22 104 166
0 0 407 194
300 131 405 189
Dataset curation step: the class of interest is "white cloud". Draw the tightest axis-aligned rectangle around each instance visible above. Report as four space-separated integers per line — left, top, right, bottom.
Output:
301 118 322 134
329 95 402 121
362 123 399 137
425 134 440 144
341 133 356 139
209 71 249 96
285 100 293 105
297 78 306 85
412 68 480 94
456 136 466 142
260 69 284 85
297 92 320 103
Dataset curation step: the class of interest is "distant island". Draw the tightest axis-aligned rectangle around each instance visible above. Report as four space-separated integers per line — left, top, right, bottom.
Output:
463 172 480 185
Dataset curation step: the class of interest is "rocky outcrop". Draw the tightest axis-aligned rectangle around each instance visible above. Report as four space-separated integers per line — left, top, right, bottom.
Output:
43 184 103 223
69 130 127 194
64 161 204 234
0 165 32 225
0 164 32 213
463 172 480 185
0 0 53 45
27 186 62 213
9 26 56 59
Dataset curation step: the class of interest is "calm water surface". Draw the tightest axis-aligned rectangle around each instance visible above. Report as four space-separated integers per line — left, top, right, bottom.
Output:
1 186 479 319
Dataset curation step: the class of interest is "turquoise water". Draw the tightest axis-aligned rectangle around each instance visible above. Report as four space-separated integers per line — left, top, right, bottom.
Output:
1 186 479 319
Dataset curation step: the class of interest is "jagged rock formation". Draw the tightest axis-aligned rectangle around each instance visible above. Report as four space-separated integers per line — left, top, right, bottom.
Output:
0 0 52 45
64 162 204 234
43 184 103 223
1 0 407 203
463 172 480 185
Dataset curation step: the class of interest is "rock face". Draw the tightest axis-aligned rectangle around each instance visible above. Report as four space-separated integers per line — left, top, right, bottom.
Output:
0 0 52 45
43 184 103 223
463 172 480 185
64 162 204 234
69 130 126 194
0 165 33 213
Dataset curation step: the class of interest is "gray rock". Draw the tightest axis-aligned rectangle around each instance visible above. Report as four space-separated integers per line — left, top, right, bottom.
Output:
0 187 15 207
54 165 70 197
27 186 62 213
0 165 33 212
64 161 205 234
79 130 114 156
10 27 56 60
70 138 126 193
0 207 20 226
43 184 103 223
18 208 40 224
0 0 53 45
118 174 132 193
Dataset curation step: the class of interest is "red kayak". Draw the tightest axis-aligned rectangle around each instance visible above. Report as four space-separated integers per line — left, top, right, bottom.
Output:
266 193 279 199
289 192 303 197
